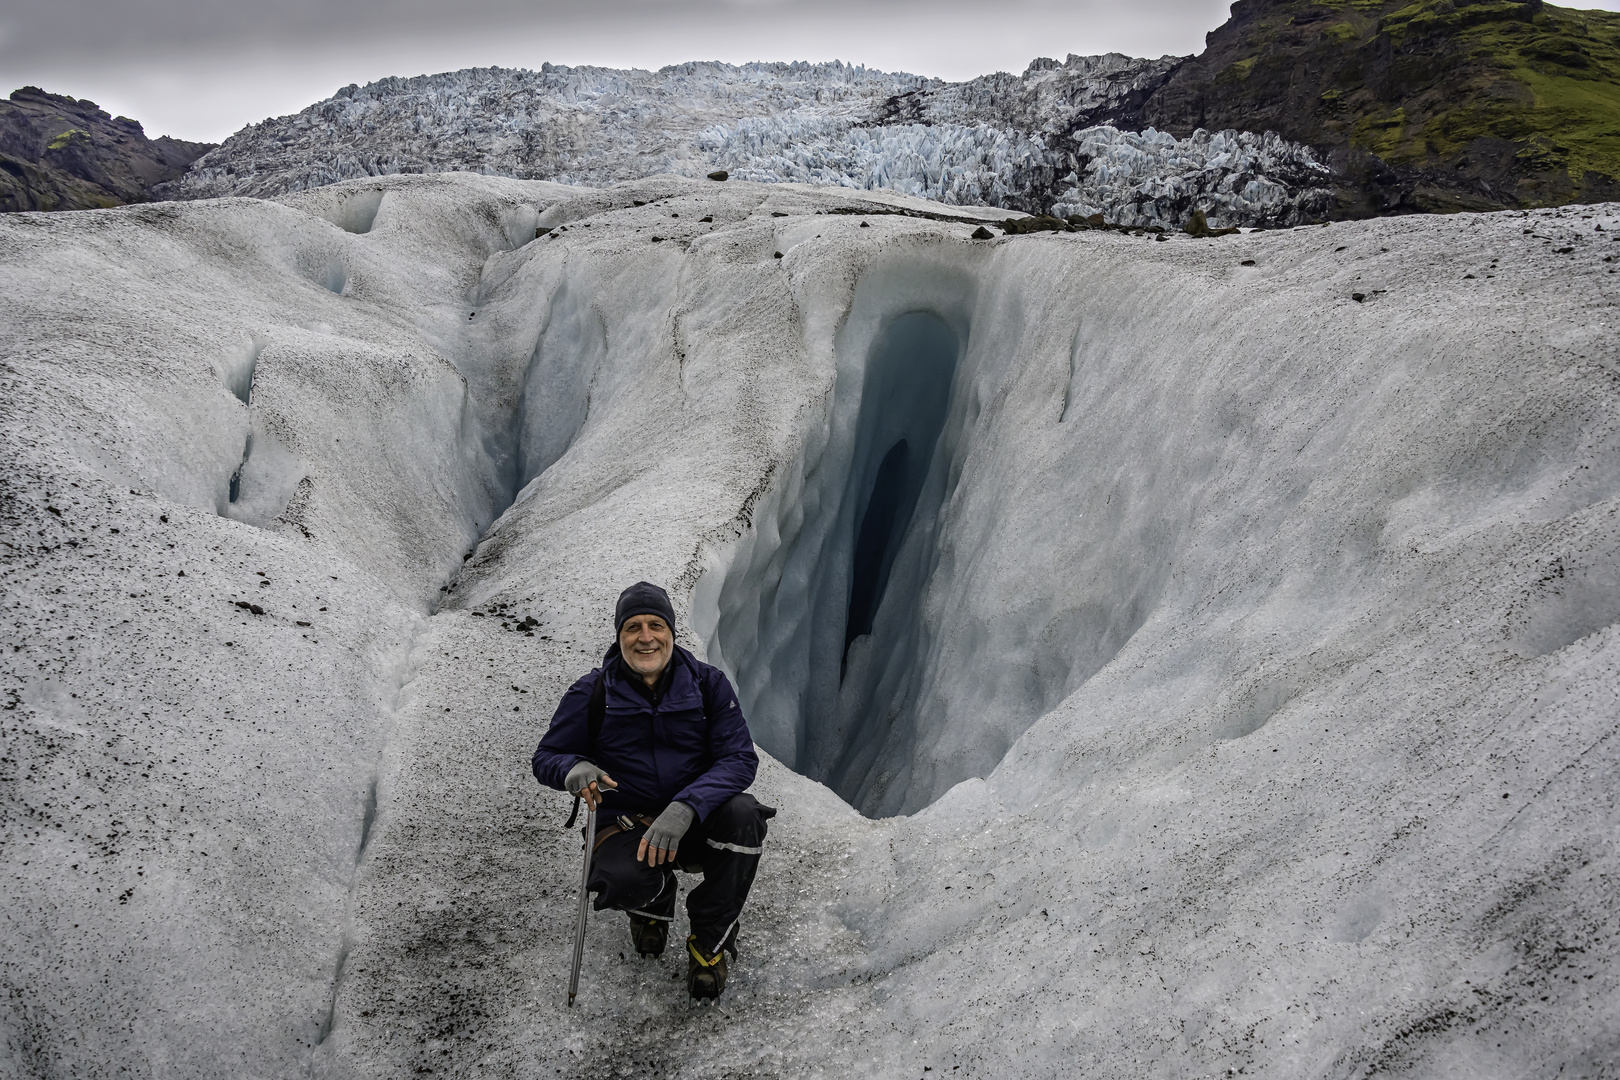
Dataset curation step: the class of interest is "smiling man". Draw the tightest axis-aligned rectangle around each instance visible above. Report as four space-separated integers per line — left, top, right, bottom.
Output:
531 581 773 1000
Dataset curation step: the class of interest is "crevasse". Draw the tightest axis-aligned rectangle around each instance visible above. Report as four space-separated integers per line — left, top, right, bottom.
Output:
697 263 986 817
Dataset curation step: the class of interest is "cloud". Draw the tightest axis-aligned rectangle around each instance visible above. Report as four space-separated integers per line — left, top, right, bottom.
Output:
5 0 1229 64
4 1 1236 140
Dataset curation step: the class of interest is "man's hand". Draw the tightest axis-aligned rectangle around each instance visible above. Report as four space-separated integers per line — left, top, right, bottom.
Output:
639 801 695 867
564 760 617 809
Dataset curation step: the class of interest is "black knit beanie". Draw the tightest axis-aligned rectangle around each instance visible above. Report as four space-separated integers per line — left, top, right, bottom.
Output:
614 581 676 634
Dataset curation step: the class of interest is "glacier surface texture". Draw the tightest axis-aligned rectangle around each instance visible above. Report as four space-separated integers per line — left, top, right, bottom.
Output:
168 57 1333 230
2 174 1618 1078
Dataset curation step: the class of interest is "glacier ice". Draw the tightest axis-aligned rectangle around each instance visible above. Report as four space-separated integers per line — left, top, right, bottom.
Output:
167 56 1332 229
2 173 1618 1078
707 289 972 815
515 280 603 497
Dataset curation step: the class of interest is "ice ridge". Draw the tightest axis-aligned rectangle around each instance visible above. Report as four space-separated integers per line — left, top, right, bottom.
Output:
4 172 1617 1077
168 56 1334 228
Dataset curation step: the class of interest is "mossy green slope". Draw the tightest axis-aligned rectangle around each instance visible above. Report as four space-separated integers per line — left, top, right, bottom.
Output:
1142 0 1620 215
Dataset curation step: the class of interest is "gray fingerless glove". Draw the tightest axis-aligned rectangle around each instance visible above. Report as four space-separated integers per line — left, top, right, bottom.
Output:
645 801 695 853
565 760 606 797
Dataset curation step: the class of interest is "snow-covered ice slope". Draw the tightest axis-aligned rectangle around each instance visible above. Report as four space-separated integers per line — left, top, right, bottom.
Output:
2 174 1617 1078
167 57 1332 229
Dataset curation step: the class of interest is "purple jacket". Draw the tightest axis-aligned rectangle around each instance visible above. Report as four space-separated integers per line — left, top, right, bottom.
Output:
531 643 758 822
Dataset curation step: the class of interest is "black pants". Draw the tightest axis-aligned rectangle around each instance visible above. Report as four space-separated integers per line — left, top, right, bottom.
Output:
588 793 775 954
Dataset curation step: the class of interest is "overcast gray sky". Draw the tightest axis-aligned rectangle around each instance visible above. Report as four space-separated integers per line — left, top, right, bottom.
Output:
5 0 1620 143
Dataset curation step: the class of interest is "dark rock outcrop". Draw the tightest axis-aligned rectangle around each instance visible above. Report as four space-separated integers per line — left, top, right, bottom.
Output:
0 87 215 212
1138 0 1620 215
873 52 1183 136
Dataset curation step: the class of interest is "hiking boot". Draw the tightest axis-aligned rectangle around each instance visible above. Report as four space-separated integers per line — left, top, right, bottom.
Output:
685 926 739 1000
686 934 729 999
628 914 668 958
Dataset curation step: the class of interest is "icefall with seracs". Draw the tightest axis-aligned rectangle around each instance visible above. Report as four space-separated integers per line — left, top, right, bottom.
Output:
167 57 1334 227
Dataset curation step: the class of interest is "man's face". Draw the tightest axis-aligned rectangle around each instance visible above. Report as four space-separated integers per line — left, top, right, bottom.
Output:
619 614 674 683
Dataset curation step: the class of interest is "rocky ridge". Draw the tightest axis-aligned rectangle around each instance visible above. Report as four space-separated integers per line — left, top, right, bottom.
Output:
1141 0 1620 214
20 0 1618 223
0 87 214 212
164 0 1620 224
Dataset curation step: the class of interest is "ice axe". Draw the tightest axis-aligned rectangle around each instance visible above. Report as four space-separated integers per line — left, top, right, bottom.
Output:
567 800 597 1007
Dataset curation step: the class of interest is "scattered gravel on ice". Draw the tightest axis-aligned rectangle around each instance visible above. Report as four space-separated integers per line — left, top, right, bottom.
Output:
2 175 1616 1078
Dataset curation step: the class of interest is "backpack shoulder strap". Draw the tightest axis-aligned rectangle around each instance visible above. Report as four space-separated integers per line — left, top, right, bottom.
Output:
564 669 610 829
587 667 608 748
697 664 710 720
697 660 721 734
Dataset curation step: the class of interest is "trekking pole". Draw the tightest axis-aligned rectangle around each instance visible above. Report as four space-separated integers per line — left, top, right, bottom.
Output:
567 801 597 1007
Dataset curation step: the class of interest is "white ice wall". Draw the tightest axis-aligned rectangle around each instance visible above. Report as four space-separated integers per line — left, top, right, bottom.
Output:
0 177 572 1074
704 254 980 807
2 174 1616 1079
